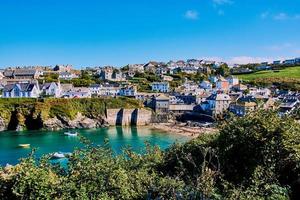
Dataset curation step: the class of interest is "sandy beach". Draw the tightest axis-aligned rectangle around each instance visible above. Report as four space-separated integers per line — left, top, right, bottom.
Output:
150 123 218 139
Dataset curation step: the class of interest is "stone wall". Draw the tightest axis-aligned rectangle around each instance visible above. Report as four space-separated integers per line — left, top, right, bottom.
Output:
105 109 152 126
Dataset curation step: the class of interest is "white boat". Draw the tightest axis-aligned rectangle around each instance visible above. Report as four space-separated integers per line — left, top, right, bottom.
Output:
18 144 30 148
64 131 78 136
51 152 65 159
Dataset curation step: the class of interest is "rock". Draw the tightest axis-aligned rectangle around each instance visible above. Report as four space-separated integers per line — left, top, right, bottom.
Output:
0 117 7 131
43 117 65 130
79 118 97 129
43 112 109 130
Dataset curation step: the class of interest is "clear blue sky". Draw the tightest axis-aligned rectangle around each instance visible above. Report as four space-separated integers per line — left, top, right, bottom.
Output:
0 0 299 68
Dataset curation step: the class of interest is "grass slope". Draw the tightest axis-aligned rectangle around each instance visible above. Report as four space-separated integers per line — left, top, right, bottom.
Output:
237 66 300 81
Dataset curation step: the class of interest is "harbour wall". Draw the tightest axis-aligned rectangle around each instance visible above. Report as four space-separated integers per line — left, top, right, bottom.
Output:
105 108 152 126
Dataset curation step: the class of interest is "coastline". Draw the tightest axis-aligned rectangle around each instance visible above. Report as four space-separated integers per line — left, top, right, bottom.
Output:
149 123 218 139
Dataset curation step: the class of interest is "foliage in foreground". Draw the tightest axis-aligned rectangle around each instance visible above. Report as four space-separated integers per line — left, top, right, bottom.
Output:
0 110 300 199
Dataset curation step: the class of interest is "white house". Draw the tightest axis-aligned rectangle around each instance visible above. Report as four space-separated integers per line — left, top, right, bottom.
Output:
128 64 144 73
249 87 271 99
63 87 91 98
200 81 212 90
208 76 218 84
201 93 231 116
40 82 61 97
151 82 169 93
119 86 137 97
59 72 78 80
156 67 168 75
89 83 120 96
99 67 113 80
2 83 40 98
181 66 198 74
226 76 239 86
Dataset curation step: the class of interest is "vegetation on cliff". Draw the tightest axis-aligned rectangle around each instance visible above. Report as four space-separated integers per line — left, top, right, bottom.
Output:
0 97 143 130
0 110 299 199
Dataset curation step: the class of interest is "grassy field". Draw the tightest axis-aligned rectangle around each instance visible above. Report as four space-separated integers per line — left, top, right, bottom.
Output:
237 66 300 81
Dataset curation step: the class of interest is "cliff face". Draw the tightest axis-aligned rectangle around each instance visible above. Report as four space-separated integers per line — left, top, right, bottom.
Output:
0 98 150 132
0 111 109 132
43 113 108 130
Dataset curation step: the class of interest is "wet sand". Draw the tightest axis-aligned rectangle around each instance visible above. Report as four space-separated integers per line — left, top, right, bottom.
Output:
150 123 218 139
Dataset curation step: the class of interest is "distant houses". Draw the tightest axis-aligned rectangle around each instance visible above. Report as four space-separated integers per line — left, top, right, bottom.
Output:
229 96 258 116
59 72 78 80
0 57 299 120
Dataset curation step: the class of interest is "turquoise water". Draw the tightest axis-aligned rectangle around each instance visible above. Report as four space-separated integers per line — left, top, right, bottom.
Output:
0 127 188 166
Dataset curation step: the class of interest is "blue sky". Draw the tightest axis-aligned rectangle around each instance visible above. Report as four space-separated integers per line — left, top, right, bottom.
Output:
0 0 299 68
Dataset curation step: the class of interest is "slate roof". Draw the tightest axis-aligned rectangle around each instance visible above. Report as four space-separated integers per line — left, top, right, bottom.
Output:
3 69 38 78
207 93 231 101
3 83 37 92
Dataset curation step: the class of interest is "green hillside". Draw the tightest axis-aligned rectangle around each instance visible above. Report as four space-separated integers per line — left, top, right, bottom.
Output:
237 66 300 81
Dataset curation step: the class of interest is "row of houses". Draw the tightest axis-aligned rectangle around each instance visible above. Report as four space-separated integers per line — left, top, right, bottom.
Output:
0 65 79 81
1 82 137 99
149 91 277 118
143 73 281 118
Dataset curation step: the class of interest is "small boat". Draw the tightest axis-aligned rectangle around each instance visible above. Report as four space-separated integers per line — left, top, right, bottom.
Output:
51 152 65 159
18 144 30 148
64 131 78 136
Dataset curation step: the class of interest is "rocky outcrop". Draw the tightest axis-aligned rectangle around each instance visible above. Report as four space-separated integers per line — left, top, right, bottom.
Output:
0 112 109 132
43 113 109 130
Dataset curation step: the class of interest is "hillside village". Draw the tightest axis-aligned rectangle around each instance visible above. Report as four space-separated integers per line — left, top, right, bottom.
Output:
0 57 300 122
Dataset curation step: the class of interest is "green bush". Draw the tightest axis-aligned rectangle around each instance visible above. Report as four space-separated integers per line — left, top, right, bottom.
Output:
0 110 299 199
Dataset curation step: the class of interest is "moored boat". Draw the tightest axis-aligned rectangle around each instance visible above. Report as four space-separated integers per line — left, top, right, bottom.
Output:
64 131 78 136
18 144 30 148
51 152 65 159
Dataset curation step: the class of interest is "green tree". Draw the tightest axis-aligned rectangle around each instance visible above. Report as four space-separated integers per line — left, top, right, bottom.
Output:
216 64 230 76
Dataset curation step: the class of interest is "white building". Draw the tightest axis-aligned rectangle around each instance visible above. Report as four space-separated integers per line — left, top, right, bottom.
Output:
249 88 271 99
151 82 169 93
40 82 61 97
89 83 120 96
226 76 239 86
63 87 91 98
156 67 168 75
181 66 198 74
59 72 78 80
119 86 137 97
2 83 40 98
201 93 231 116
200 81 212 90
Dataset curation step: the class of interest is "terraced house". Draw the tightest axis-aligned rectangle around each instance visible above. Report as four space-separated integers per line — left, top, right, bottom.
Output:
3 69 41 79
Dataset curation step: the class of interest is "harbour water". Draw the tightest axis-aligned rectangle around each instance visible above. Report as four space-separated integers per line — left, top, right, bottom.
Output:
0 126 188 166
